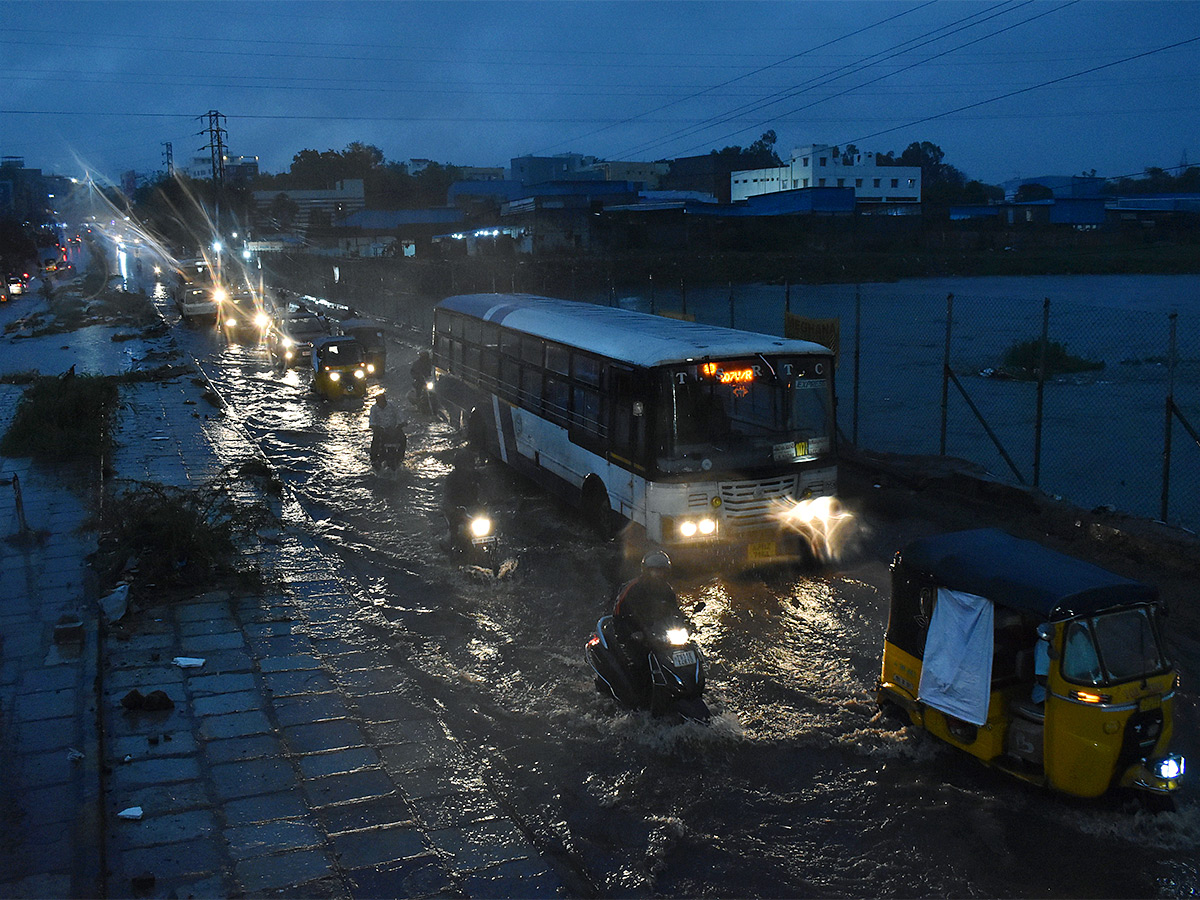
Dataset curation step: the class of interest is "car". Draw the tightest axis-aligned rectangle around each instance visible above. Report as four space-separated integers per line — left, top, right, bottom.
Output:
218 291 272 343
177 285 221 324
6 273 28 296
268 309 331 368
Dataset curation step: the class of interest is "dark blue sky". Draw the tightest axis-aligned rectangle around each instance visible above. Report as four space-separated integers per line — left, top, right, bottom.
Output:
3 1 1198 187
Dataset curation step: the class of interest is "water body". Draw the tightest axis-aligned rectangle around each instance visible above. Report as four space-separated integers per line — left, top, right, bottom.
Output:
590 275 1200 529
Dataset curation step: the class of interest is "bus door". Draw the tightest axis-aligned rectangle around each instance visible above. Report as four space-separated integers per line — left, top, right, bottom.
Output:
608 366 647 517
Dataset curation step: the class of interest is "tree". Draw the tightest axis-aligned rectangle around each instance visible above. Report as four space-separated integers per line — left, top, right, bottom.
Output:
710 131 783 169
1014 182 1054 202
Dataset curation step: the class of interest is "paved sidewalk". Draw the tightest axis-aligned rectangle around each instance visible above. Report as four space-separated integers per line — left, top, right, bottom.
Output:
2 354 574 897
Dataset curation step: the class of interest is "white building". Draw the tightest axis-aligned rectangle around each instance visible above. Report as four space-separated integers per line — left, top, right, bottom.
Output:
731 144 921 205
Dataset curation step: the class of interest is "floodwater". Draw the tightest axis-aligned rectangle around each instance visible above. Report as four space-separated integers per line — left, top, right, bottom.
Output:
588 275 1200 528
142 268 1200 898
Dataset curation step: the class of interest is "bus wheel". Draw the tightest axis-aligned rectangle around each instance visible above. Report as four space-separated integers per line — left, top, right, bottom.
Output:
582 479 616 539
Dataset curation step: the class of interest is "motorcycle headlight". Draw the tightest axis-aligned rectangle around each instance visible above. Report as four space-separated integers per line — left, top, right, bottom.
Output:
1155 754 1185 780
328 371 341 382
425 380 435 391
469 516 492 538
666 627 689 646
353 369 366 379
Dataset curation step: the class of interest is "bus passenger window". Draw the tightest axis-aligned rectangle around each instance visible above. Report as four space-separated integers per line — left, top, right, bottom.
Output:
545 376 569 424
499 358 520 401
464 346 481 380
481 322 499 350
574 355 601 386
547 344 569 376
520 368 542 409
479 349 499 389
463 317 482 345
501 330 521 358
572 385 602 434
521 336 542 365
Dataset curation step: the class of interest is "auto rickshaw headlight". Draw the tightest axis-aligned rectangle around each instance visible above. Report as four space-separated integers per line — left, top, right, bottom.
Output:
1069 690 1112 704
328 371 341 382
353 369 365 380
1155 754 1185 780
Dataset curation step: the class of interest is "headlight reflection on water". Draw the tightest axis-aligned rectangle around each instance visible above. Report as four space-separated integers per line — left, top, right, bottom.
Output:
778 495 856 561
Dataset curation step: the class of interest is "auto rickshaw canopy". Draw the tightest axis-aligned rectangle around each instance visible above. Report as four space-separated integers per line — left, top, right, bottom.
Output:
898 529 1157 620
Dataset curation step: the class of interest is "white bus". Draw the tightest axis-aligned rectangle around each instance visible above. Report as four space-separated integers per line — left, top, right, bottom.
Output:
432 293 839 566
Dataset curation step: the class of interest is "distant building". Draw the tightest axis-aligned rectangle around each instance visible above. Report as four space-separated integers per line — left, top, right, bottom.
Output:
0 157 52 223
510 154 602 186
331 208 464 257
182 154 259 182
660 155 735 203
1001 175 1104 201
731 144 921 207
251 179 367 235
584 160 670 189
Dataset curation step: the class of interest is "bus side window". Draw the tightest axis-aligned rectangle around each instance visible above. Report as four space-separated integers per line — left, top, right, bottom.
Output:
610 367 647 462
520 368 542 411
499 357 520 404
545 375 569 425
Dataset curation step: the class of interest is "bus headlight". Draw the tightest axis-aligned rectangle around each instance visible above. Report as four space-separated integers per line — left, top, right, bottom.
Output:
1155 754 1185 780
677 517 717 539
698 517 717 535
679 520 698 538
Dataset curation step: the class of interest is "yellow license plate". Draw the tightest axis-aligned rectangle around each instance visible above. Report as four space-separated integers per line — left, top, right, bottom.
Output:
748 541 777 560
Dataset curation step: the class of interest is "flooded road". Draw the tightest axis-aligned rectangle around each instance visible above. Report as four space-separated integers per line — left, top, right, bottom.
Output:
156 280 1199 898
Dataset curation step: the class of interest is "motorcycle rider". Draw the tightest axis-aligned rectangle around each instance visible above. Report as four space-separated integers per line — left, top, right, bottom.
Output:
410 350 433 389
368 391 407 467
442 448 485 547
612 550 687 676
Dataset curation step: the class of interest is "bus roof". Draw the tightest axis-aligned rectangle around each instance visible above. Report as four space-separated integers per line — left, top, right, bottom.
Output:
436 293 831 368
898 529 1158 620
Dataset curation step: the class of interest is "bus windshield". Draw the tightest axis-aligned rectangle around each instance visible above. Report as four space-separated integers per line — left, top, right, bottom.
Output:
660 356 833 472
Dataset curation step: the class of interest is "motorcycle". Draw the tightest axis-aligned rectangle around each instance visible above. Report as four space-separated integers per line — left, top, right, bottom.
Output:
586 614 710 722
447 505 499 574
408 376 438 417
370 427 406 477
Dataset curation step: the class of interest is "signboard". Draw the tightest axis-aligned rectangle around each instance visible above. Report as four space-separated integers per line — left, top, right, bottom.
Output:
784 312 839 361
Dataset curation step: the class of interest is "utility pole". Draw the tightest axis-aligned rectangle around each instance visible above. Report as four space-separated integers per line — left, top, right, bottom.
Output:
197 110 227 234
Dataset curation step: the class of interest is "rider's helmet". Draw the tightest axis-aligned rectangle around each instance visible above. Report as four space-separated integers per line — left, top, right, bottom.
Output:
641 549 671 573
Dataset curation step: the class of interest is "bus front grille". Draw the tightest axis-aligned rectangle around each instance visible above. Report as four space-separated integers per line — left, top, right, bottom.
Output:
719 476 800 532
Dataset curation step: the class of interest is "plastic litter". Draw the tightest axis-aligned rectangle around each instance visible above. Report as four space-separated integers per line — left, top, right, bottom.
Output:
172 657 205 668
117 806 143 820
99 583 129 622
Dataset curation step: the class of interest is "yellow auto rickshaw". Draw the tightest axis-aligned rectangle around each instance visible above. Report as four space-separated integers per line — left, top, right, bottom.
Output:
311 335 368 400
877 528 1184 801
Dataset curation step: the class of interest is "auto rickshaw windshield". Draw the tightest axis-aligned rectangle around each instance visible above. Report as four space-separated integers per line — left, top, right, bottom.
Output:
1063 608 1169 686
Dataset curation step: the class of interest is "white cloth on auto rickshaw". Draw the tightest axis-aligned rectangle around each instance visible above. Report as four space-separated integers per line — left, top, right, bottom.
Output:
917 588 994 727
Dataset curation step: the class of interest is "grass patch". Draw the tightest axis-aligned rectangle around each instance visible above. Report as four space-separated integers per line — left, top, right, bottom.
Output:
100 465 277 585
0 373 119 462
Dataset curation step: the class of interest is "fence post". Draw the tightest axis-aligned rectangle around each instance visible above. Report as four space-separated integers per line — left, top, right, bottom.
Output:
729 282 735 329
650 273 656 315
785 279 791 314
853 285 861 445
940 293 954 456
680 277 687 316
1034 298 1050 487
1161 311 1178 522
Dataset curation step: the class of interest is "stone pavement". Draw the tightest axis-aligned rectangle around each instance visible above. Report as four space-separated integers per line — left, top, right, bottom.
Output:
1 362 576 897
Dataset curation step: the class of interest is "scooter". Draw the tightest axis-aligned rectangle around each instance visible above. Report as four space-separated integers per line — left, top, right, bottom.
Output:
370 428 406 477
586 614 710 722
447 505 499 574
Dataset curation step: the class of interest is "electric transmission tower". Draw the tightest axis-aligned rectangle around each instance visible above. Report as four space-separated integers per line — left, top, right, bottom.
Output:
162 141 174 177
198 110 228 187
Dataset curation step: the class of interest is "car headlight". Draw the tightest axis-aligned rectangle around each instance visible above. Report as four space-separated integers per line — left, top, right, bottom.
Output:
469 516 492 538
255 313 270 328
666 627 689 646
366 363 376 374
225 318 237 328
353 369 366 379
1155 754 1185 780
328 371 340 382
282 337 294 348
284 350 294 360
